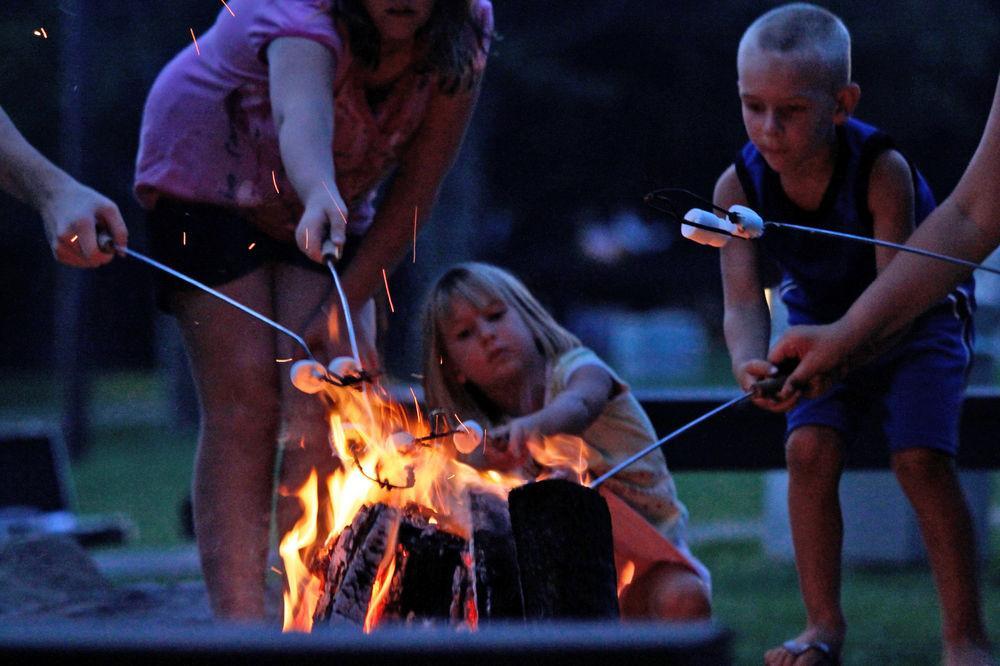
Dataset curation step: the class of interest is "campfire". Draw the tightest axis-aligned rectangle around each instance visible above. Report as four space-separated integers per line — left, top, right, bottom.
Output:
279 367 619 633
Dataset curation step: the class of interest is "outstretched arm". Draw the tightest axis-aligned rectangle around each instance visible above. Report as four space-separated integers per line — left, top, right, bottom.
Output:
716 166 797 411
771 75 1000 394
487 364 613 469
0 105 126 267
267 37 348 258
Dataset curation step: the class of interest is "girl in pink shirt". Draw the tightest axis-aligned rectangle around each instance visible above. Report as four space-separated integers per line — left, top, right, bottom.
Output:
135 0 491 620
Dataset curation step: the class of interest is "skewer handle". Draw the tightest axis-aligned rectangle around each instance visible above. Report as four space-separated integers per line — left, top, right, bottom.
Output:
321 239 342 262
97 232 116 254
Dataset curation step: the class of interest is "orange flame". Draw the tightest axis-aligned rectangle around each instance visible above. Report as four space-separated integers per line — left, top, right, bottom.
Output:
279 377 594 632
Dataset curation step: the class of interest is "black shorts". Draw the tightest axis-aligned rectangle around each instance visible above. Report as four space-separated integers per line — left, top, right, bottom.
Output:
145 199 359 312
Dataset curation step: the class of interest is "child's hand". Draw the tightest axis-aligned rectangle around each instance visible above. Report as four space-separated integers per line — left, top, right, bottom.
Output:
484 416 540 472
737 359 799 413
296 186 349 264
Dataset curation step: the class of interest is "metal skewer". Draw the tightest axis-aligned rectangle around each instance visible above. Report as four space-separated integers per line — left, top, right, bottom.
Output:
644 188 1000 277
589 374 786 489
322 240 363 371
98 234 318 361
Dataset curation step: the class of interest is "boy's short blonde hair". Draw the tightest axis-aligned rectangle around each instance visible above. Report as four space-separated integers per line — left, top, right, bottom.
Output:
420 262 580 424
738 2 851 93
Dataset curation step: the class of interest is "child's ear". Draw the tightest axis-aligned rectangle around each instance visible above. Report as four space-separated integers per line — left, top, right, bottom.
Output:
833 82 861 124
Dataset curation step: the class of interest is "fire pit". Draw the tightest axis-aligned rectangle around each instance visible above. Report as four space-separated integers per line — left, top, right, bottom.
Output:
279 376 621 632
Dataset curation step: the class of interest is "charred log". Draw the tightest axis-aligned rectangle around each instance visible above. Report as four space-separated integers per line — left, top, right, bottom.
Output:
508 479 619 620
470 490 524 621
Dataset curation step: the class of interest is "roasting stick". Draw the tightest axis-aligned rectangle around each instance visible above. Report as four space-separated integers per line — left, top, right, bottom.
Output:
97 234 318 361
644 188 1000 277
321 239 363 371
588 375 785 489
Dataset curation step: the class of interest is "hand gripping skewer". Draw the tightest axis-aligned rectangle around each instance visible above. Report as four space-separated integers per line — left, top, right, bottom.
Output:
589 373 786 489
645 188 1000 277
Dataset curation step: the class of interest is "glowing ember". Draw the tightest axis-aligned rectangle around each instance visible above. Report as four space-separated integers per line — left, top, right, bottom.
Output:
190 28 200 55
220 0 236 17
381 268 395 313
33 28 48 39
279 376 592 632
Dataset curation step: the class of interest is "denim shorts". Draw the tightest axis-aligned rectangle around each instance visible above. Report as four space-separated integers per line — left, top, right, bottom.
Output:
785 305 974 456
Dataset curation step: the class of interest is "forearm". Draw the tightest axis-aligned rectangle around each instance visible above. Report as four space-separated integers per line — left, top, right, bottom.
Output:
840 197 992 345
531 391 604 437
0 109 74 211
340 175 441 307
724 301 772 372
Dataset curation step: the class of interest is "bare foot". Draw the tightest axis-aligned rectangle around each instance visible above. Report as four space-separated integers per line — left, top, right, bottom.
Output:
764 628 843 665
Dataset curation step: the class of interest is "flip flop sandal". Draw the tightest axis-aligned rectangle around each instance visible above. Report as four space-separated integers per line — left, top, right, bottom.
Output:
781 639 840 665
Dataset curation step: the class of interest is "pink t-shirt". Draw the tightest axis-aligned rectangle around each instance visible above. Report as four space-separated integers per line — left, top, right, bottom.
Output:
134 0 492 235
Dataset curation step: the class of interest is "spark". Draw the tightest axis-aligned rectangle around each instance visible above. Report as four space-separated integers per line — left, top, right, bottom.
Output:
69 235 78 243
408 386 422 428
275 357 293 363
305 228 309 250
248 242 256 251
381 268 395 313
412 206 418 263
271 170 280 193
270 566 283 575
220 0 236 17
33 28 48 39
320 180 349 225
439 356 443 365
182 231 187 246
190 28 200 55
447 474 455 480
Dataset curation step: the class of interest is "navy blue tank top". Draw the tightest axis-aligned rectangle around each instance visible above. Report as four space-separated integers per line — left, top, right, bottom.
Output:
735 118 974 325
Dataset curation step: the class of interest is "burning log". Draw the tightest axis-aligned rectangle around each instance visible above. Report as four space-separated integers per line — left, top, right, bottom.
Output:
508 479 619 620
311 502 477 629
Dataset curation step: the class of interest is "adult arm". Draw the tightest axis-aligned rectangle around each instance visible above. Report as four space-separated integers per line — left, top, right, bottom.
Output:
770 75 1000 394
0 105 126 267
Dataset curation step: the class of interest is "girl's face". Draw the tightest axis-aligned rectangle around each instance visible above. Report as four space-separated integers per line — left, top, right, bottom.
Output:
737 47 840 175
362 0 436 44
440 296 541 393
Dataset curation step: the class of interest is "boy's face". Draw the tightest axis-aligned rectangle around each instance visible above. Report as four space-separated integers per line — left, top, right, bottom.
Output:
441 296 540 394
737 46 841 175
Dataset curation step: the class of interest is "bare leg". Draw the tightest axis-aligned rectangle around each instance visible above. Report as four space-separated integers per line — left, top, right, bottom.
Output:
891 448 993 665
173 267 280 621
765 425 846 666
620 562 711 621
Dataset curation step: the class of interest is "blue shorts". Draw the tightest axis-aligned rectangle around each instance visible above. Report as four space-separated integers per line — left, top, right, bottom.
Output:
785 305 974 456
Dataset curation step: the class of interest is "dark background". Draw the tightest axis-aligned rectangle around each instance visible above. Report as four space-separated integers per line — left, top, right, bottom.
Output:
2 0 998 378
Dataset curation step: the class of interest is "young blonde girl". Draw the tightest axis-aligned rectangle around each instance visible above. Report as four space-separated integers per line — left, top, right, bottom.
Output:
420 262 711 620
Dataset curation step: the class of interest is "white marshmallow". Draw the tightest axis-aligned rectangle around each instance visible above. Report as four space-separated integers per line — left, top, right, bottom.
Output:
290 359 326 394
387 431 416 453
452 419 484 454
681 208 734 248
728 205 764 239
328 356 360 379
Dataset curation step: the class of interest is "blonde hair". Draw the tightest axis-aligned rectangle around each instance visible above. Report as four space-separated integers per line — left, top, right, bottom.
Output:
738 3 851 94
420 262 580 425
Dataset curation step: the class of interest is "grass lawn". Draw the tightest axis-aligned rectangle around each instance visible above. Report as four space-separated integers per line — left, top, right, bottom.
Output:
4 371 998 663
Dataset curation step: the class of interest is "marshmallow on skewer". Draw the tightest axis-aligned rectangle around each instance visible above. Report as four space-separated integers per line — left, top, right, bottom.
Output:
328 356 360 379
681 209 736 248
387 431 416 454
290 359 327 394
727 205 764 239
452 419 484 454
